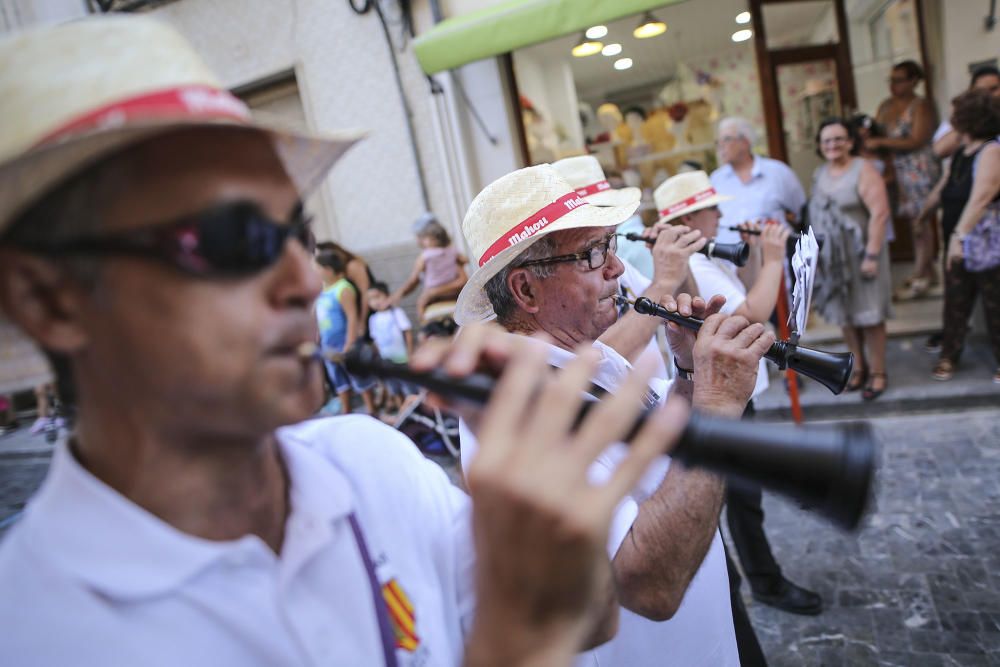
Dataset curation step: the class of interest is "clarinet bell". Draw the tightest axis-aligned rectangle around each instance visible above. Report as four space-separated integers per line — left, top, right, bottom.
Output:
700 240 750 267
783 344 854 395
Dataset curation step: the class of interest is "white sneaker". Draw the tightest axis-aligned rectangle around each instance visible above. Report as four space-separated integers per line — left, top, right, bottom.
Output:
29 417 49 435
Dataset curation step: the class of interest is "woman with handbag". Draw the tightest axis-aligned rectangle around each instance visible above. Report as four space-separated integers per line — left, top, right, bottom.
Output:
934 89 1000 382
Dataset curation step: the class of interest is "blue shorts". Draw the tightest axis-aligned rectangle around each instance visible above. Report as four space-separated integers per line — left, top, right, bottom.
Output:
382 378 420 397
324 360 376 394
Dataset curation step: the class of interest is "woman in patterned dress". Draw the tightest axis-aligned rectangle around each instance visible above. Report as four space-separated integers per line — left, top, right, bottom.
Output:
869 60 940 299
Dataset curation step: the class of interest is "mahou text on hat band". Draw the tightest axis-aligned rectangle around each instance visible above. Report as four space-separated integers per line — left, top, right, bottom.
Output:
659 187 718 218
36 85 252 147
478 192 588 267
574 180 611 197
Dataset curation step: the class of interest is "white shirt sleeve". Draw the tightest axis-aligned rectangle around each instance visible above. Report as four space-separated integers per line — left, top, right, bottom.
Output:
393 307 412 332
688 255 746 315
780 162 807 218
933 120 953 143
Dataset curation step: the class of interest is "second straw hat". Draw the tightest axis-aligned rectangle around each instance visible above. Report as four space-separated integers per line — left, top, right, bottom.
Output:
550 155 641 208
653 171 732 224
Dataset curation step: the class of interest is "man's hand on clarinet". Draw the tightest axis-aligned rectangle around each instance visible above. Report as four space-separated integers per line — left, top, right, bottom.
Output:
691 311 775 418
657 293 727 372
644 223 706 295
410 323 689 666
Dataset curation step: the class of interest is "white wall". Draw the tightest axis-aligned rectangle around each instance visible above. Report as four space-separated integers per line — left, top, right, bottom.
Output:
933 0 999 103
150 0 451 257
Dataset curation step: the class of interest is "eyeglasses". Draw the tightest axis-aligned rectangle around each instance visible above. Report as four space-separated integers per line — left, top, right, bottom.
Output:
820 136 850 145
13 201 315 278
518 233 618 271
716 135 743 146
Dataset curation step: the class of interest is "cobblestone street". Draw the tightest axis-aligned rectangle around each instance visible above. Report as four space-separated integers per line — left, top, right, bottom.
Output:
739 408 1000 666
2 407 999 665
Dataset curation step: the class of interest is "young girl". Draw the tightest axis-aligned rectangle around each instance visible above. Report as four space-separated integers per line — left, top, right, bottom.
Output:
315 251 376 415
391 216 468 320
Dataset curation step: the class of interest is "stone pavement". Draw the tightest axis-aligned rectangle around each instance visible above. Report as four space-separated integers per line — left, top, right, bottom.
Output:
738 407 1000 666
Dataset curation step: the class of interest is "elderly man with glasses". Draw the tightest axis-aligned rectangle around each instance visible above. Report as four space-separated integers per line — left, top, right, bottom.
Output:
454 165 774 667
711 117 807 246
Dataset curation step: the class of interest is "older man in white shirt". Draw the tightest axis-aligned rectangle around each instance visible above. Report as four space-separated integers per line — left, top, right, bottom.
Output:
652 172 823 667
454 163 776 667
711 117 807 245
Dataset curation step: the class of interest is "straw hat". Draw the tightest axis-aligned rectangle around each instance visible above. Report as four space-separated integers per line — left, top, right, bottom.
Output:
551 155 640 208
454 164 639 324
653 171 731 224
0 15 364 233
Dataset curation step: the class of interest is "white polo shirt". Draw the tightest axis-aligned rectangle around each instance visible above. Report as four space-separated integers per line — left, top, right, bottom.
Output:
689 253 769 399
0 416 475 666
618 258 672 382
711 155 806 245
459 338 738 667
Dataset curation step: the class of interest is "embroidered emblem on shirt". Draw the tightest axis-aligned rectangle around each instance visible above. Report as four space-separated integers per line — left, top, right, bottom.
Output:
382 578 420 652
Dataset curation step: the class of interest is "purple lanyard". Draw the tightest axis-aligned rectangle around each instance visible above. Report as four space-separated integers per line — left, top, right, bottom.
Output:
347 513 400 667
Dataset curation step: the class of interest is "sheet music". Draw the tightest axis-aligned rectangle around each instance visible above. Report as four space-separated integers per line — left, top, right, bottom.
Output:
789 228 819 338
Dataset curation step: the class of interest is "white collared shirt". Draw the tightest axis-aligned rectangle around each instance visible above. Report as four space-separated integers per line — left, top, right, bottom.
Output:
711 155 806 245
0 416 475 666
459 338 738 667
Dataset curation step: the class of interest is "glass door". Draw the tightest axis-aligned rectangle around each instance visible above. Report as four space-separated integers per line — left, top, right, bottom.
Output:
749 0 857 165
775 58 842 187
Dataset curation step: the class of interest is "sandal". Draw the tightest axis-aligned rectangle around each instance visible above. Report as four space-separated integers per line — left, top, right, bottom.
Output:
862 372 888 401
894 277 930 302
931 359 955 382
846 367 868 392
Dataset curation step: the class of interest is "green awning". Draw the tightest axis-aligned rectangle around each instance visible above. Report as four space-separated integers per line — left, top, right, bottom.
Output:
414 0 685 74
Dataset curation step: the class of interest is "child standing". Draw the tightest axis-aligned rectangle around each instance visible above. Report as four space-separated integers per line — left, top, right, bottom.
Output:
315 251 376 415
390 215 468 320
367 282 416 412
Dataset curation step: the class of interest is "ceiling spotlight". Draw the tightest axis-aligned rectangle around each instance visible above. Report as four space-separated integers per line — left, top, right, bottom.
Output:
633 12 667 39
572 34 604 57
614 57 634 71
602 43 622 56
735 11 751 24
586 25 608 39
731 29 753 42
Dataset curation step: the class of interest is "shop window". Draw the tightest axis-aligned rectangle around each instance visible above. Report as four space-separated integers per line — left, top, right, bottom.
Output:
509 0 768 217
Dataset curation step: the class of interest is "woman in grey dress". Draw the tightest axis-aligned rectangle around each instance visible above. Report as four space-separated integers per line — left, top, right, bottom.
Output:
809 118 893 400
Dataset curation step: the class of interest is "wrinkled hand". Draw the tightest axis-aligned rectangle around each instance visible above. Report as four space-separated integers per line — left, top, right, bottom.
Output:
947 235 964 269
760 222 791 265
645 224 707 294
659 293 728 371
411 324 689 664
860 256 878 280
691 313 775 417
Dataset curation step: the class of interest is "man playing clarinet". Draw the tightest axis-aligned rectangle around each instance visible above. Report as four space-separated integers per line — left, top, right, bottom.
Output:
454 164 774 667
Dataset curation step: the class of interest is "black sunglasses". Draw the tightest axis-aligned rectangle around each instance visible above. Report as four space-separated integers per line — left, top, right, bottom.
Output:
14 201 315 278
518 234 618 271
